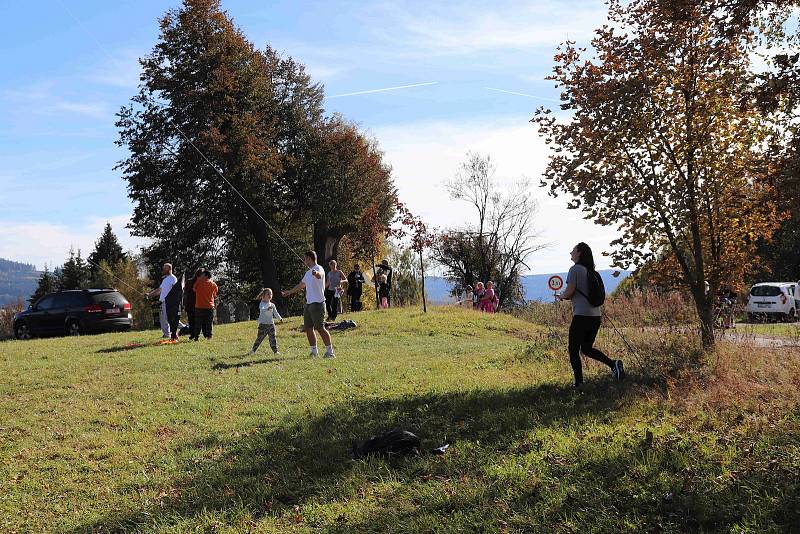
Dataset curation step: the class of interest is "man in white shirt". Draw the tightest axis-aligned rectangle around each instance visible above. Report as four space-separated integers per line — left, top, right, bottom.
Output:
282 251 335 358
147 263 178 339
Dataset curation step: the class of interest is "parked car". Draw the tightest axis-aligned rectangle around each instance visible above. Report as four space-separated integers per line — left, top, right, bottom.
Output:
13 289 132 339
745 282 798 322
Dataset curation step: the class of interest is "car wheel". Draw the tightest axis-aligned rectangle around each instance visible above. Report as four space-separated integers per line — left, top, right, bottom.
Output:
66 321 81 337
14 322 32 340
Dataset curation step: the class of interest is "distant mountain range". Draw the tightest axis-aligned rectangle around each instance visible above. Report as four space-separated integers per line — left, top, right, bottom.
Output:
424 269 631 304
0 258 39 308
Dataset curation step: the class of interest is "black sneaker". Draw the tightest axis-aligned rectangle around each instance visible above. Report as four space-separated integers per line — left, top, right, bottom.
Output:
613 360 625 381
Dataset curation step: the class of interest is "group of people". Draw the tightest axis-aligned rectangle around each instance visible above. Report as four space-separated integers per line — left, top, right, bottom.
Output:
324 259 394 318
148 242 623 389
460 281 500 312
147 263 218 343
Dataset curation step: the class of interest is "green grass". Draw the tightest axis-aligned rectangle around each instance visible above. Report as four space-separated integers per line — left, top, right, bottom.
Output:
1 307 798 533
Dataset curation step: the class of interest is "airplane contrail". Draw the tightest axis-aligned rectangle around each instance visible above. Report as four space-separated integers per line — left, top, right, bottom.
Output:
327 81 439 99
485 87 561 103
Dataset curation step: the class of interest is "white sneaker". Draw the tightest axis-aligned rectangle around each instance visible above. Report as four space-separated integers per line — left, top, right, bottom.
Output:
310 349 319 358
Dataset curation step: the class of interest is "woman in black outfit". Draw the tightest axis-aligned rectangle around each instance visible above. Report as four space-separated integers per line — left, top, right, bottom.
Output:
557 242 625 387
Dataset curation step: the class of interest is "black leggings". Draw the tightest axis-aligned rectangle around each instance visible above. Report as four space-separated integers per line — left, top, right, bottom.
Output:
569 315 614 384
325 289 340 321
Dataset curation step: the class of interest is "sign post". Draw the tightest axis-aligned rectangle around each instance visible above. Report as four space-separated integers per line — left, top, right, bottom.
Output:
547 275 564 301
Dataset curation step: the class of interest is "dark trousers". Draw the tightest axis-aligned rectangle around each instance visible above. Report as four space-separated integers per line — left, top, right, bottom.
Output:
252 323 278 353
568 315 614 384
193 308 214 339
186 307 196 338
325 289 340 321
349 291 362 311
166 303 180 340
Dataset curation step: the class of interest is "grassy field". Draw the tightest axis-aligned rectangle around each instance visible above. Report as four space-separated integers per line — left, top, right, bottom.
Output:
1 307 798 533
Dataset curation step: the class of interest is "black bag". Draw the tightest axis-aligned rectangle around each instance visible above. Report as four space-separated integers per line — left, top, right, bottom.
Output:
353 429 421 459
577 269 606 307
351 300 363 312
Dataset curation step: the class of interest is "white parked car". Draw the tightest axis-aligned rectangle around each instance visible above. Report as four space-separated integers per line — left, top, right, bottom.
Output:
745 282 798 322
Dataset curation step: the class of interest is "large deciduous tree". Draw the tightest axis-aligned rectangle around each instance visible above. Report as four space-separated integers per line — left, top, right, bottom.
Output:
117 1 395 310
307 116 396 266
533 0 782 348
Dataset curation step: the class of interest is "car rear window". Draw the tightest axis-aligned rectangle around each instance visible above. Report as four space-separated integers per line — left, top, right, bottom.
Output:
750 286 782 297
90 292 129 305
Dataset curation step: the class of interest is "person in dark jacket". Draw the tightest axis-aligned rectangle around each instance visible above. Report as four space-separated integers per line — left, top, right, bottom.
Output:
184 268 203 341
376 260 393 307
347 264 365 311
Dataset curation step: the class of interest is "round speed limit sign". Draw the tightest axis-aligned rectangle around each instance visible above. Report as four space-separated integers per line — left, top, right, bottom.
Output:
548 275 564 292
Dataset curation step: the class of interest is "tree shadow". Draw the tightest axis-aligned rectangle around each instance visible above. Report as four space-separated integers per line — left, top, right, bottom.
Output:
96 343 151 354
211 356 295 370
72 380 632 532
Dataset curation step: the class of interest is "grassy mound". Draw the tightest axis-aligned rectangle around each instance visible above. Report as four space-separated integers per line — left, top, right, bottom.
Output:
1 307 797 532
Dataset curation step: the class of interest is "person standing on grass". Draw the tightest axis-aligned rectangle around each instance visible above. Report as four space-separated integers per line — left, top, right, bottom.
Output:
282 251 335 359
376 260 393 307
184 268 203 340
192 269 218 341
147 263 178 340
347 264 365 311
251 288 282 355
480 281 497 313
557 242 624 388
325 260 346 321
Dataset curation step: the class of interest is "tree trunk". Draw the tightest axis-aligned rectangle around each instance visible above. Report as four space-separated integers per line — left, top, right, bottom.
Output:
419 250 427 313
372 254 379 308
313 223 344 266
690 288 715 350
247 215 285 314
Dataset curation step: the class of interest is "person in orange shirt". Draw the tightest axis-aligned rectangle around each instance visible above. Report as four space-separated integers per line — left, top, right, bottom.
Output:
192 269 218 341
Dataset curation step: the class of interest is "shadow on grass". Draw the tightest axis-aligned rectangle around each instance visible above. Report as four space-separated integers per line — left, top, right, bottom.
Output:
96 343 151 354
211 356 295 370
72 381 631 532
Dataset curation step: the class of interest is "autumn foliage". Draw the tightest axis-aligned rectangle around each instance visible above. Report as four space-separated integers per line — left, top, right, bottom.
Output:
533 0 785 347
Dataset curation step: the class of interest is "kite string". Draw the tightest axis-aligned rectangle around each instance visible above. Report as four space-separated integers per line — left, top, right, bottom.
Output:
84 256 144 295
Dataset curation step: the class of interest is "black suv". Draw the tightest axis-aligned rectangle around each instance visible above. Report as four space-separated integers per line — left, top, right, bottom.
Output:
13 289 132 339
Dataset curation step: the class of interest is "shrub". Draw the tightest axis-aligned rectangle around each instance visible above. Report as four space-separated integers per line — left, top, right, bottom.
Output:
0 300 25 340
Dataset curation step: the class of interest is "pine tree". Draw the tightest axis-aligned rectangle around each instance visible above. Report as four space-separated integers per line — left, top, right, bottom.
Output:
59 248 90 291
30 265 57 303
89 223 127 286
89 223 126 269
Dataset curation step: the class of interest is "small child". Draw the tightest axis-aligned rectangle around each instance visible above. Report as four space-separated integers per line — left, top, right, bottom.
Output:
251 288 282 355
378 273 390 309
473 282 485 310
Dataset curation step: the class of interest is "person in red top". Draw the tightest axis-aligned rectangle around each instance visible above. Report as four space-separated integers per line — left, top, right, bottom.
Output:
192 269 218 341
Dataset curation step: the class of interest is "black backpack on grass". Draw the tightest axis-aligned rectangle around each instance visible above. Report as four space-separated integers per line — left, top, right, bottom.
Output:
577 268 606 307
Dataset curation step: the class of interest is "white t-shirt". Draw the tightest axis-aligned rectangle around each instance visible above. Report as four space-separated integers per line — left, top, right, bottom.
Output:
159 273 178 302
302 264 326 304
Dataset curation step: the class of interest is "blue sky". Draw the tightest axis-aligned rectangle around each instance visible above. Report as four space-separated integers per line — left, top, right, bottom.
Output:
0 0 618 273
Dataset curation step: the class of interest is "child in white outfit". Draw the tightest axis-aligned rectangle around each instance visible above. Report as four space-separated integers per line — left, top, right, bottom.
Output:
251 288 282 354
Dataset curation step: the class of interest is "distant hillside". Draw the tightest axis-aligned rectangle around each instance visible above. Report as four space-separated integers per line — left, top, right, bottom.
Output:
0 258 39 308
425 270 631 304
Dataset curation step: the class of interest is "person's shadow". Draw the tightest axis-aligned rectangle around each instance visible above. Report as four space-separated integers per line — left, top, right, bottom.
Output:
71 381 633 532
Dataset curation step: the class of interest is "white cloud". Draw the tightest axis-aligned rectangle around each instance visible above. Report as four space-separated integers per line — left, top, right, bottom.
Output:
87 49 144 89
370 116 621 274
0 215 148 271
367 0 607 57
1 82 112 120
